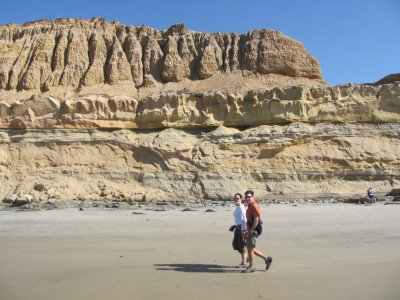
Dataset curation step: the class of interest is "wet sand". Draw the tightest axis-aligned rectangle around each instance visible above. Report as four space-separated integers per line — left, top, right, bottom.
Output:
0 203 399 300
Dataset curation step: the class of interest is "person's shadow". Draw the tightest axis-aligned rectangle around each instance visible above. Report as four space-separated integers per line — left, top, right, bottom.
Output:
154 263 239 273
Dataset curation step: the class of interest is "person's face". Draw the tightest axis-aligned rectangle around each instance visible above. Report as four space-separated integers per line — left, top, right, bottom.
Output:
234 195 241 206
245 194 253 202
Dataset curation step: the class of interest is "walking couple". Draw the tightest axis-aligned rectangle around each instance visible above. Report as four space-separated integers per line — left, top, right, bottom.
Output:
230 190 272 273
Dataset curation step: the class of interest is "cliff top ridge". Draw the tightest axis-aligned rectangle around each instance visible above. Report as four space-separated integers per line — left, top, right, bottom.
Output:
0 17 325 102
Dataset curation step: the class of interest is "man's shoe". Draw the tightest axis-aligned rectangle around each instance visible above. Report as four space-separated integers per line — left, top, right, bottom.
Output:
236 262 247 269
265 256 272 271
241 266 255 273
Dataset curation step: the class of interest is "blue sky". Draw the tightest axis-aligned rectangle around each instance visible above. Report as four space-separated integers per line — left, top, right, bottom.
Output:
1 0 399 86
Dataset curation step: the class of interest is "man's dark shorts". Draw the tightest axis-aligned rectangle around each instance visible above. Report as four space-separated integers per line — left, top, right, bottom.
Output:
246 231 259 248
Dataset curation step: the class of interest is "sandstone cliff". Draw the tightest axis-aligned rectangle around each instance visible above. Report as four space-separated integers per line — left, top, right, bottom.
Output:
1 83 399 129
0 18 399 206
0 123 399 203
0 18 322 97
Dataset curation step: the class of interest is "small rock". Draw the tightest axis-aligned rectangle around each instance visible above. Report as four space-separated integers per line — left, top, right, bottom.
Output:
17 202 39 211
14 194 33 206
182 208 194 212
154 208 166 211
47 198 56 204
3 194 18 204
34 183 48 192
100 190 110 197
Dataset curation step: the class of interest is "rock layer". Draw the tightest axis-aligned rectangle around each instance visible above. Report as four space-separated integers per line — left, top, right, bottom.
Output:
0 123 399 202
0 18 322 95
0 83 399 129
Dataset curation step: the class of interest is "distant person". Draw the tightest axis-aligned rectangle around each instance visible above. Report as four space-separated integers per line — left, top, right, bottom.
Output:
229 193 247 269
242 190 272 273
367 188 376 204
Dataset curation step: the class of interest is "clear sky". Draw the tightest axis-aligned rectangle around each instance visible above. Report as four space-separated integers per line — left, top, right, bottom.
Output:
1 0 399 86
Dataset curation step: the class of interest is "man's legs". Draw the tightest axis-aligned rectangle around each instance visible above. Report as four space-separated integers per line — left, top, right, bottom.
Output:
243 232 273 272
247 246 254 267
254 248 266 260
255 248 273 270
240 251 247 264
241 246 256 272
241 233 255 272
246 232 256 268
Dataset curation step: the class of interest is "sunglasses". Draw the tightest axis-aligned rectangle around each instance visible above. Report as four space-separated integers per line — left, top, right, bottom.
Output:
234 197 240 200
245 196 252 199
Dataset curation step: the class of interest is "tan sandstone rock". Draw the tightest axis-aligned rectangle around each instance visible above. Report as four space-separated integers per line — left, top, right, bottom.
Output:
0 18 399 204
0 18 323 100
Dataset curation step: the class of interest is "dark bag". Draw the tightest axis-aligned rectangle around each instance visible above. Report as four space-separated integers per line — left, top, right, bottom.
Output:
255 219 263 235
248 217 263 235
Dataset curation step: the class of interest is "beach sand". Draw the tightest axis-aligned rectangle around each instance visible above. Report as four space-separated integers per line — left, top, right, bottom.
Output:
0 203 399 300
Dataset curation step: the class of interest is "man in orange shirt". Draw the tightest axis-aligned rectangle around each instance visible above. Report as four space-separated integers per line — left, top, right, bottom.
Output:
242 190 272 273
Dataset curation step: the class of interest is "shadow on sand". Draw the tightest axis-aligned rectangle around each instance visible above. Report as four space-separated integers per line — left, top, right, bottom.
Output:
154 263 239 273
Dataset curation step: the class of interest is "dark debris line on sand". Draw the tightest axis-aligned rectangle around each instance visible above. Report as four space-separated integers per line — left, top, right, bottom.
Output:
1 192 399 211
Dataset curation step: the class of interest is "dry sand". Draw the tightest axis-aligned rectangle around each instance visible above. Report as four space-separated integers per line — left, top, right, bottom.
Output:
0 203 399 300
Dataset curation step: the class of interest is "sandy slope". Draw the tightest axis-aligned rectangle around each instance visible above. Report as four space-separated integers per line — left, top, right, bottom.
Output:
0 203 399 300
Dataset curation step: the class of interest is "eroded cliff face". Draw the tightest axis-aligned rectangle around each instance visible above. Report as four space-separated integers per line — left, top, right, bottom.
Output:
0 18 322 96
1 83 399 129
0 123 399 203
0 18 399 204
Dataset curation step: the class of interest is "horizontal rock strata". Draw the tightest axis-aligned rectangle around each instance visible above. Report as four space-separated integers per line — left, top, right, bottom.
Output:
0 82 399 129
0 123 399 202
